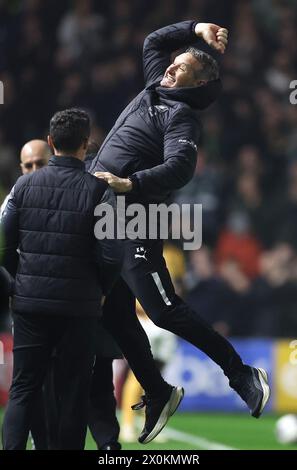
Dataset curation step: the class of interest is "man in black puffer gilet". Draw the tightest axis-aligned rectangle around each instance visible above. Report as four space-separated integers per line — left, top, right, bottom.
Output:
0 109 122 450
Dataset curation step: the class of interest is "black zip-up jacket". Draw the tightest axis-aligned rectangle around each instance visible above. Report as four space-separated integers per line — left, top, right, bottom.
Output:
0 156 123 317
89 21 221 204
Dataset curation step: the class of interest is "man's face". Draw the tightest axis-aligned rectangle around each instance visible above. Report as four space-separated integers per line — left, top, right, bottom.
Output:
21 155 48 175
160 53 204 89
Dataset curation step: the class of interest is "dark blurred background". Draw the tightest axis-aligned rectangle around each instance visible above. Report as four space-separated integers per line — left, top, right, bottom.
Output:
1 0 297 338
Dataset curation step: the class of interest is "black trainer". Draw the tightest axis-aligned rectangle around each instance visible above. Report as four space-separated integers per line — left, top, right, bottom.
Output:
229 365 270 418
132 386 184 444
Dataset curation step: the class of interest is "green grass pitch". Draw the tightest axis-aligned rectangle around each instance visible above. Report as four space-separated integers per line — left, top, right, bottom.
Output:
1 409 297 450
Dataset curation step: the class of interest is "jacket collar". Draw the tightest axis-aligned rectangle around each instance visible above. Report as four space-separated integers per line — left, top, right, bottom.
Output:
148 77 222 110
48 155 85 170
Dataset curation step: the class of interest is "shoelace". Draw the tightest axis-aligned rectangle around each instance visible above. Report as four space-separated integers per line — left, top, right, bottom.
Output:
131 395 147 411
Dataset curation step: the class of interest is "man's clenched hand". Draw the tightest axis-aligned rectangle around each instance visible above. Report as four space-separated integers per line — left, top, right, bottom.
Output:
195 23 228 54
94 171 132 193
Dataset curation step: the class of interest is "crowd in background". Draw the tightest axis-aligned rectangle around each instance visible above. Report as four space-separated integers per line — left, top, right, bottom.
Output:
1 0 297 338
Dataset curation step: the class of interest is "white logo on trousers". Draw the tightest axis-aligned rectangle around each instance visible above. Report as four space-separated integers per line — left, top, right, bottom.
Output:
135 247 147 261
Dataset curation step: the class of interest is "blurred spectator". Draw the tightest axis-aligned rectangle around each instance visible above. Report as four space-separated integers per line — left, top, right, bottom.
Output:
174 150 226 246
273 161 297 251
186 247 255 337
228 164 283 248
215 210 262 279
57 0 106 66
255 243 297 336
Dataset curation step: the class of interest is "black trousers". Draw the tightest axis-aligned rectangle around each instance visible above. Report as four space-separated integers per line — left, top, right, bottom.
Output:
33 352 65 450
43 355 121 450
27 321 121 450
29 383 48 449
88 357 120 449
103 239 244 397
2 312 97 450
102 276 170 397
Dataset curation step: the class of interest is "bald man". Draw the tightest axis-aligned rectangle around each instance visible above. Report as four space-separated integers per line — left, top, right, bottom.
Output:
1 140 51 217
20 140 51 175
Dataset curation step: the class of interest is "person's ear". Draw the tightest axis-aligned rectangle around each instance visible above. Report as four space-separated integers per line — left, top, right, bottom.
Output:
83 138 89 150
47 135 54 150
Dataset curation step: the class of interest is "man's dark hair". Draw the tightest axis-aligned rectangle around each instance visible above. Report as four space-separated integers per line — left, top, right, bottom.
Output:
49 108 90 153
186 47 219 81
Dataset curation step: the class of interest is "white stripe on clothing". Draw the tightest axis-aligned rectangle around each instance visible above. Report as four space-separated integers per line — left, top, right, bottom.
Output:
151 272 172 306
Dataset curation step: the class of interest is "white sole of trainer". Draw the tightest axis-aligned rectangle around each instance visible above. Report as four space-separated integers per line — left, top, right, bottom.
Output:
142 386 184 444
256 368 270 417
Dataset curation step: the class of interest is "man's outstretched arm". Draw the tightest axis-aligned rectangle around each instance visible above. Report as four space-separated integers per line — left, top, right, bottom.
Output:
143 21 228 87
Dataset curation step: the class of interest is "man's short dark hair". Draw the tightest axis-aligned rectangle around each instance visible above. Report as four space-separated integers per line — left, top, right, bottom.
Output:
186 47 219 82
50 108 90 153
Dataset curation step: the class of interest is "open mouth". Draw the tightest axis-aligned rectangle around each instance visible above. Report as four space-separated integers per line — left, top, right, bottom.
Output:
161 73 176 87
166 73 175 84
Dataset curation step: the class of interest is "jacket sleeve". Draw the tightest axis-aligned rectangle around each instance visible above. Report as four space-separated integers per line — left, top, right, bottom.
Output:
130 108 200 199
0 186 19 277
0 194 10 219
143 20 198 87
94 187 123 296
